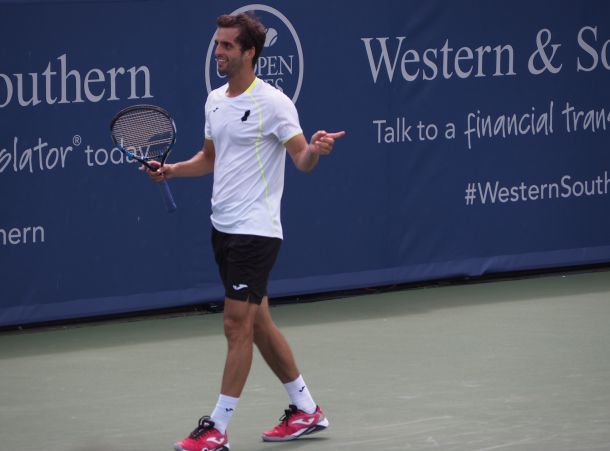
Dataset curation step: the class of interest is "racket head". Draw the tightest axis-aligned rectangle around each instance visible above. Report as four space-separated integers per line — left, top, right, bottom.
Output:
110 105 177 161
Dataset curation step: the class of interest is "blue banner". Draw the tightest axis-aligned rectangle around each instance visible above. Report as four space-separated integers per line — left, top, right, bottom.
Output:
2 0 610 326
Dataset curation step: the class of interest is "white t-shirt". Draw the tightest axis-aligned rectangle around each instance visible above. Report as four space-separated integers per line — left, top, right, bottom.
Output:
204 78 303 239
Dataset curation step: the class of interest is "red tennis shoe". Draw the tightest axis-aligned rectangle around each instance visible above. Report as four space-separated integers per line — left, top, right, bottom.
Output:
174 416 229 451
262 405 329 442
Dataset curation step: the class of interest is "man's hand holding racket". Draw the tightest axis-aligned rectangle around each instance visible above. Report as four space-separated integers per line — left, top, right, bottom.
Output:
110 104 178 213
144 160 174 182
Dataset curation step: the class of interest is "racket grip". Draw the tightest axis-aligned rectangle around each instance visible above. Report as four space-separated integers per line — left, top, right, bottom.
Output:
158 179 177 213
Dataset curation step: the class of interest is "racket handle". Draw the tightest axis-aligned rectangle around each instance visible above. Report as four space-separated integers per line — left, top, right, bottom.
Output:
158 179 177 213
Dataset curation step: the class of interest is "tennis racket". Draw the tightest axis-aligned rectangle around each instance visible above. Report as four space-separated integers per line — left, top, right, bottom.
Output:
110 105 177 213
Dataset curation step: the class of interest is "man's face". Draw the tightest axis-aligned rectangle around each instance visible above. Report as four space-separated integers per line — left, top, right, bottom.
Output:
214 27 251 78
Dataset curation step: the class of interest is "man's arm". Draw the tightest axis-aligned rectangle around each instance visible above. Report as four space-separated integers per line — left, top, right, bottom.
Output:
147 138 216 181
285 130 345 173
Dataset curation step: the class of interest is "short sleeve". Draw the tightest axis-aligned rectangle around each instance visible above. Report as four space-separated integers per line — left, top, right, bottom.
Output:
204 92 215 140
270 92 303 144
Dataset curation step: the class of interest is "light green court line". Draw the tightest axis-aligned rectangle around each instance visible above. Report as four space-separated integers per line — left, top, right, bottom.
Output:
1 270 610 451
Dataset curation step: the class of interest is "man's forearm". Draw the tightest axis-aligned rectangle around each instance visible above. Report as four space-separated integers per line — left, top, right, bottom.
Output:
168 150 214 178
294 145 319 173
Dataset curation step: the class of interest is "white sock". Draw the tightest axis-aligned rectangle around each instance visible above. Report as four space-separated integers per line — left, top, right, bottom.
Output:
283 375 317 414
210 394 239 434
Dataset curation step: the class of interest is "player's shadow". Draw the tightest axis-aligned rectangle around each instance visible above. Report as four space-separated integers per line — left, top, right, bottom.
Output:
66 437 331 451
247 437 330 451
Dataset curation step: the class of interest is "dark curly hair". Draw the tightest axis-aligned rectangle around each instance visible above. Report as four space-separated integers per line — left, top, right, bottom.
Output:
216 12 266 67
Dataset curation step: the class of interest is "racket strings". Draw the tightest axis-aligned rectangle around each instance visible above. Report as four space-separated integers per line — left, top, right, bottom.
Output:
112 109 175 159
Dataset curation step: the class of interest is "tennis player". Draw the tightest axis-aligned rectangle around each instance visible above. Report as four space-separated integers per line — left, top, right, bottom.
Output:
146 12 344 451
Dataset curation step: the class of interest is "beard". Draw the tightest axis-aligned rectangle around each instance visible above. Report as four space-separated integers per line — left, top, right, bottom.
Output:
218 55 246 78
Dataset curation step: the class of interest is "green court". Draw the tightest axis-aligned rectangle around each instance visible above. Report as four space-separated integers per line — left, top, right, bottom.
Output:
1 270 609 451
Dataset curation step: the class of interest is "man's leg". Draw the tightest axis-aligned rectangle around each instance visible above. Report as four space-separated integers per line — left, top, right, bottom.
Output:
254 297 329 442
221 297 260 397
209 297 260 435
174 297 258 451
253 296 299 383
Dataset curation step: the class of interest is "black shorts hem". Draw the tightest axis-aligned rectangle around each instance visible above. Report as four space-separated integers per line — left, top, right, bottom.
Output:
212 228 281 306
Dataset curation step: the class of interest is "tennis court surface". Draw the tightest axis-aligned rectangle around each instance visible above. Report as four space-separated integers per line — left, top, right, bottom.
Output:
1 270 609 451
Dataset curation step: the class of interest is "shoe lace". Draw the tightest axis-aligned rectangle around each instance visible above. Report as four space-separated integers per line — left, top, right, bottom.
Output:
278 405 299 425
189 416 216 440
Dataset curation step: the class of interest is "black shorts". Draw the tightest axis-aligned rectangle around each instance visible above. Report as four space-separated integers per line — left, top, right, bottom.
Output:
211 227 282 305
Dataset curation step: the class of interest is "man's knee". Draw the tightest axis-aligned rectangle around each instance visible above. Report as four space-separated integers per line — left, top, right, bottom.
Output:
223 313 255 345
224 316 250 335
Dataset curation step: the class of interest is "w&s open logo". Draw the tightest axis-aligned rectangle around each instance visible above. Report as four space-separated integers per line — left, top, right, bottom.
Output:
205 4 304 104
